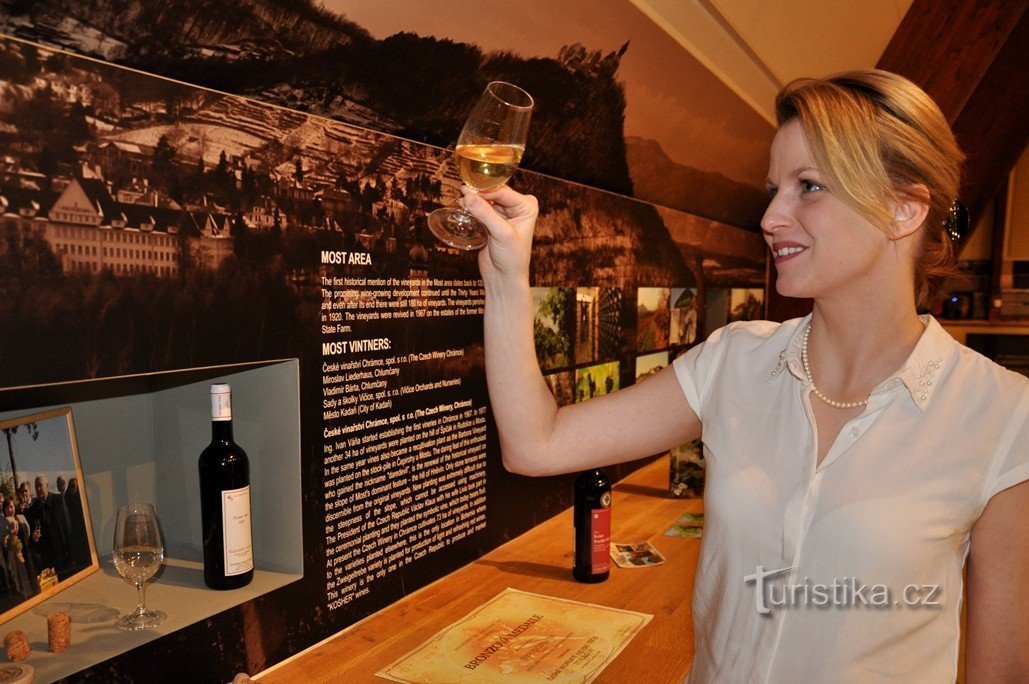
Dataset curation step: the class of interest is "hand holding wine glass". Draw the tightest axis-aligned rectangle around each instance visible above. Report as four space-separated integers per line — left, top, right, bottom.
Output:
428 81 534 250
113 503 167 631
460 185 539 282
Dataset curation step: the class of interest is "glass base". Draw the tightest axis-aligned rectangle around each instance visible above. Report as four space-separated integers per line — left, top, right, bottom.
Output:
116 608 167 631
427 207 488 251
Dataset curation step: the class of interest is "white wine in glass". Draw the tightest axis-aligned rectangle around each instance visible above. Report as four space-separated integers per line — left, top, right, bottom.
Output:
113 502 167 631
428 81 534 250
454 143 524 191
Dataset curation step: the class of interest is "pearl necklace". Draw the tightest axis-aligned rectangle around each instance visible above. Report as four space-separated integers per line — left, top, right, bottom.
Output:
801 317 929 409
798 325 864 407
801 322 867 409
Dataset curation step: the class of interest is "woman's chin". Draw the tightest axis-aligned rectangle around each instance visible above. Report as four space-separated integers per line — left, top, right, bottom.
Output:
774 279 809 299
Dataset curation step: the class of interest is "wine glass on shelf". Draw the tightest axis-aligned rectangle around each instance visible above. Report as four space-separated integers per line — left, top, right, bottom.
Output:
112 502 167 631
428 81 534 250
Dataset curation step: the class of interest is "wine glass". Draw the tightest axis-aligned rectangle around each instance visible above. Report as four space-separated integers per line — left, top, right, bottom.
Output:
427 81 534 250
112 503 167 631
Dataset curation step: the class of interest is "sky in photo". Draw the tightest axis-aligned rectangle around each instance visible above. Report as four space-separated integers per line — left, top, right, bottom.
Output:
327 0 774 185
2 412 77 484
637 287 669 311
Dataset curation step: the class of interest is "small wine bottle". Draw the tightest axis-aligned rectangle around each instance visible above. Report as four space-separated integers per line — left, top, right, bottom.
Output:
199 383 253 589
573 469 611 583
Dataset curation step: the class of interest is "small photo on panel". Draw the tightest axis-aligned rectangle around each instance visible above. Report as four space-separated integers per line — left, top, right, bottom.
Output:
729 288 764 322
544 371 575 407
635 351 669 381
636 287 670 352
532 287 574 371
669 288 698 347
575 361 620 403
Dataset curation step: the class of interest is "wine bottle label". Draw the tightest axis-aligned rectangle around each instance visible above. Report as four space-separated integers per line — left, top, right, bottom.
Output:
211 384 232 421
221 485 253 576
590 508 610 574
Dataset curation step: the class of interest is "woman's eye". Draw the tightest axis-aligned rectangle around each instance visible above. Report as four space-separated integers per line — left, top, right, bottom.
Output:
800 179 825 193
767 186 778 199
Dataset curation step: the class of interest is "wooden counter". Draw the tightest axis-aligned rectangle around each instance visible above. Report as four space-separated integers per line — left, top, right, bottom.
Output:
257 457 701 683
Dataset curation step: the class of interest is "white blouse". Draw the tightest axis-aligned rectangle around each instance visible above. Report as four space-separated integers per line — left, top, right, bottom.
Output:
673 314 1028 683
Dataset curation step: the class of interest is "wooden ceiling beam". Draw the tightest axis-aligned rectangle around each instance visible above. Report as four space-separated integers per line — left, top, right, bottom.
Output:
877 0 1025 123
876 0 1028 236
949 11 1029 226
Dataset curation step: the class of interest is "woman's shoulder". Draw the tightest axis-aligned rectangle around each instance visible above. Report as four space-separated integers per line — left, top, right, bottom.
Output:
707 317 803 351
948 340 1028 403
674 318 805 378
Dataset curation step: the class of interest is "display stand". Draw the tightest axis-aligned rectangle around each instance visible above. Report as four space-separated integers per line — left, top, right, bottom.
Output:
0 360 304 680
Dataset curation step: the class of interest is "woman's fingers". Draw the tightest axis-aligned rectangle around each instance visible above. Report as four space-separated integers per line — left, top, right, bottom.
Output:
460 185 538 279
475 185 534 213
459 188 512 239
462 186 538 240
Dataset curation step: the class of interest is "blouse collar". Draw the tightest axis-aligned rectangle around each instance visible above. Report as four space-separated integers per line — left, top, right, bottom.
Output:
777 313 954 412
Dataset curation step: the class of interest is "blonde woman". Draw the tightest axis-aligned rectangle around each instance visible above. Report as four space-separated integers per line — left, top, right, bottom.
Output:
463 70 1028 682
2 497 36 597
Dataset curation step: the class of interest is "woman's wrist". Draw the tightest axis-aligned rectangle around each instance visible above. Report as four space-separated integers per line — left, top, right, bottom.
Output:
482 268 531 299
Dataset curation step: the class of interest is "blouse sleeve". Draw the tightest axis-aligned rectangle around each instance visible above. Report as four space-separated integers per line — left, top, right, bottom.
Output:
671 322 739 423
979 388 1029 509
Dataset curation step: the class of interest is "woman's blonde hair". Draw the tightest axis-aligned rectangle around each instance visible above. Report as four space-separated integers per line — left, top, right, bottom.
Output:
775 69 964 310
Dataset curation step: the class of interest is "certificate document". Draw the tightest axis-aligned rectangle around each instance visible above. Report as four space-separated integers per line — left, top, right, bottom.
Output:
377 588 652 683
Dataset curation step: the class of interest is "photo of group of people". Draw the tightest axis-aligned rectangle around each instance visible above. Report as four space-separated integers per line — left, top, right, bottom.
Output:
0 410 97 619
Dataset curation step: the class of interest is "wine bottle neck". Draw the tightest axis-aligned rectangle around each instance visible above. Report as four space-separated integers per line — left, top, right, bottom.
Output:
211 419 233 442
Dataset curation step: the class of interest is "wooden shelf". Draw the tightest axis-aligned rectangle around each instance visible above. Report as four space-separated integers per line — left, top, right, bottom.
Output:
2 557 300 682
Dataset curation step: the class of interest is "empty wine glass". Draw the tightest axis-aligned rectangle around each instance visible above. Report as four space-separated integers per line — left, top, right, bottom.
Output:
113 502 166 631
427 81 534 250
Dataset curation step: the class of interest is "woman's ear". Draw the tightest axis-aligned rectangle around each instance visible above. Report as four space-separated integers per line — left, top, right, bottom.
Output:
888 184 930 240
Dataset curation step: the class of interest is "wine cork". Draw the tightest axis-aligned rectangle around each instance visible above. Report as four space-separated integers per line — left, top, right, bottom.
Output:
47 612 70 653
0 662 34 683
3 631 29 662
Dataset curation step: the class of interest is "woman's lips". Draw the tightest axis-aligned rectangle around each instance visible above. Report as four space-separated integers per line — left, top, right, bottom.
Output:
771 243 808 264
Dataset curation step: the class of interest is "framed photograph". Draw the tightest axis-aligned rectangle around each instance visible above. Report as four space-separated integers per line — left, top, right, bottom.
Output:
0 408 98 623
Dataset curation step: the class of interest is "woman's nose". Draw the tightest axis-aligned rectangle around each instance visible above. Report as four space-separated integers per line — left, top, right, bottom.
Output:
760 196 789 235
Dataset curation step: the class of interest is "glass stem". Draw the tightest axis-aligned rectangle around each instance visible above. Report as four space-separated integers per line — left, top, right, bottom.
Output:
457 186 477 220
135 580 147 615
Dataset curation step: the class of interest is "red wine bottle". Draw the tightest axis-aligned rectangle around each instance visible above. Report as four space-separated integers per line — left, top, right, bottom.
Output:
573 469 611 583
199 383 254 589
